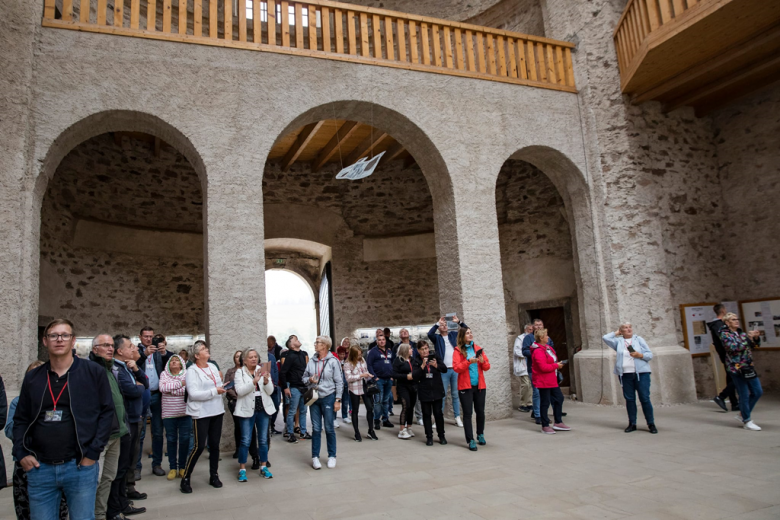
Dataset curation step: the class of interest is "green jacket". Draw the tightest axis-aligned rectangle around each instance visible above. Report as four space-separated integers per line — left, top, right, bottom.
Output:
90 352 129 439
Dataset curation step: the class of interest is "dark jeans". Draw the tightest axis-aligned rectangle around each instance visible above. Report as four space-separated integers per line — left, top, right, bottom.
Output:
718 367 739 406
421 398 445 440
538 386 564 427
349 391 375 435
125 421 142 491
13 461 69 520
459 386 485 442
341 381 351 419
183 414 224 479
397 385 417 427
107 433 132 518
163 416 192 471
373 378 393 421
269 387 282 429
731 372 763 423
286 387 308 435
149 392 164 467
621 373 654 425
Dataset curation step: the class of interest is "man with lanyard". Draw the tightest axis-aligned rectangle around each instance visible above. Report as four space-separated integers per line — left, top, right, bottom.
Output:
137 327 172 477
12 319 114 520
366 335 395 431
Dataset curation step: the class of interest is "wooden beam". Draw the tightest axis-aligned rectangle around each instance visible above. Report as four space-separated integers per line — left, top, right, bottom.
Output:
312 121 361 172
403 153 416 169
282 121 325 171
380 140 405 165
345 130 388 165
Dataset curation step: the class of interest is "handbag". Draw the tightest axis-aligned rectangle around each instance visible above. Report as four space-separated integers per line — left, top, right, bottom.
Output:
739 365 757 379
303 387 319 406
363 378 379 396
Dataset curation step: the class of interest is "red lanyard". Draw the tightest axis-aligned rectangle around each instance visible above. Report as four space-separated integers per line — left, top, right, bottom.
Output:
408 360 413 373
47 373 68 411
317 359 327 380
198 364 217 387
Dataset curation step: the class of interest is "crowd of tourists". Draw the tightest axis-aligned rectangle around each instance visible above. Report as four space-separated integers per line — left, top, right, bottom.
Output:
0 303 765 519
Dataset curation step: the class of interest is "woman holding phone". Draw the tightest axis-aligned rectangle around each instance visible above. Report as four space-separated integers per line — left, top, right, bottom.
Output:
343 342 377 441
532 329 571 434
181 343 226 493
415 340 448 445
602 323 656 434
719 313 763 431
452 327 490 451
233 348 276 481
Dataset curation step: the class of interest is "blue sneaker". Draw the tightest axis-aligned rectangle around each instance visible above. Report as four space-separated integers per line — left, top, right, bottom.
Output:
468 440 478 451
477 434 486 446
260 466 273 479
238 469 247 482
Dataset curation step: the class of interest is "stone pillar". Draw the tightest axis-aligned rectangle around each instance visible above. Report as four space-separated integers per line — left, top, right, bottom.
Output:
542 0 697 405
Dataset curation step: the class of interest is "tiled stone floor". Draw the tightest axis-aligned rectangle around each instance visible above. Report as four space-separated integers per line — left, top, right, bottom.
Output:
2 397 778 519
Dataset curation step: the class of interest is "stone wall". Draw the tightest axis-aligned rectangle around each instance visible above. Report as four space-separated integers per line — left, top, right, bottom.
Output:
465 0 545 36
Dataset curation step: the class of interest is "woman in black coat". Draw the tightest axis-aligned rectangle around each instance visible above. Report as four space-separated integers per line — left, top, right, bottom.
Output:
415 341 448 446
392 344 422 440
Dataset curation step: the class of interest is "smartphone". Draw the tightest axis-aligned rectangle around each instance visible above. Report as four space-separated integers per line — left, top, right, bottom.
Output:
560 359 569 365
427 354 436 361
223 381 235 390
627 345 636 353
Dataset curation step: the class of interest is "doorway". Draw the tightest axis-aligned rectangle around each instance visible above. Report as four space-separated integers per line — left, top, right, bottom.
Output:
528 306 570 387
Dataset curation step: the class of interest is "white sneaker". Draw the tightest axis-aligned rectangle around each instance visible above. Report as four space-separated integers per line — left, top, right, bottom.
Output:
417 418 424 426
743 420 761 431
344 417 352 424
407 427 415 437
327 457 337 468
312 457 321 470
456 416 464 428
432 422 436 429
334 419 340 428
398 428 411 439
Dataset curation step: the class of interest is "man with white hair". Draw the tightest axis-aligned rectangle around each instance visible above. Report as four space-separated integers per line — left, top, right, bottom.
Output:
602 322 657 434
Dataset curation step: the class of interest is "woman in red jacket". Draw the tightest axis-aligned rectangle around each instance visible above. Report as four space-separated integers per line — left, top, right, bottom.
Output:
452 327 490 451
531 328 570 434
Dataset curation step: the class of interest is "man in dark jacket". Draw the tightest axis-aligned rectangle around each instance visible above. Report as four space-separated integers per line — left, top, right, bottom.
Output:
366 335 395 430
113 335 149 505
280 335 310 441
12 319 114 520
709 304 739 412
137 328 172 477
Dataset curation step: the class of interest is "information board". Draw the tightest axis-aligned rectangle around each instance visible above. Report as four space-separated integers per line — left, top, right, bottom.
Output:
739 298 780 348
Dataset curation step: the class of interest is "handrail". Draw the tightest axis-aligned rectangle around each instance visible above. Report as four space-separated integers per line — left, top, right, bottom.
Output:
613 0 703 77
42 0 576 92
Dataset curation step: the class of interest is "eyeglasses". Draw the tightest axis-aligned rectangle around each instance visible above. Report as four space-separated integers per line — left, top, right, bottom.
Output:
46 333 73 341
95 343 114 349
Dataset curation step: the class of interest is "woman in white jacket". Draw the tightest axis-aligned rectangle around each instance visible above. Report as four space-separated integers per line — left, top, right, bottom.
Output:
180 343 226 494
234 348 276 482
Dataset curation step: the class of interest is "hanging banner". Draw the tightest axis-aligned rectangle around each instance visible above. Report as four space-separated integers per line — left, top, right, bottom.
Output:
335 151 385 181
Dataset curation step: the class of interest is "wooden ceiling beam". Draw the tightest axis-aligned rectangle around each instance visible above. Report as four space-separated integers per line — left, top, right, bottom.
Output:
380 141 406 165
345 131 389 166
282 120 325 171
312 121 361 172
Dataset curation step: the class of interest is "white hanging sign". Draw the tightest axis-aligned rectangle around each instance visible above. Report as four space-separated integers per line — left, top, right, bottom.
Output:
335 151 385 181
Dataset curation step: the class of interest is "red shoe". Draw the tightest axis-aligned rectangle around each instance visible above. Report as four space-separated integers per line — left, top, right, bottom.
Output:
553 423 571 431
541 426 556 434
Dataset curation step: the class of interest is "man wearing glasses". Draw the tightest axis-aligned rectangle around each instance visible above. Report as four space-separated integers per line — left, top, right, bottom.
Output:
12 319 115 520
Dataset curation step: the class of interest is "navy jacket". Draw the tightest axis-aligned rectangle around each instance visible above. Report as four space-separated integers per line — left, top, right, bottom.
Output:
12 356 115 462
113 360 149 423
366 346 395 380
138 346 174 378
269 353 279 387
427 321 468 360
522 334 554 376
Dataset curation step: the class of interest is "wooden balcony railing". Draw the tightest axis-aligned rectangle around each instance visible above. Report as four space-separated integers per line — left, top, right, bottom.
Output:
42 0 576 92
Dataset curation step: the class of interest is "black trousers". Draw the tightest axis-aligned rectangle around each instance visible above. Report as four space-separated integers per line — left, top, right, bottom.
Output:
459 386 485 442
124 421 142 491
183 414 224 479
107 433 132 518
718 365 739 406
349 391 375 435
397 385 417 428
421 399 445 441
539 387 564 428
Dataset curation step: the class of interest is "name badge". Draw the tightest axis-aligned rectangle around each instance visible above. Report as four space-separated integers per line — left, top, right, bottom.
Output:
384 359 390 364
44 410 63 422
426 373 433 379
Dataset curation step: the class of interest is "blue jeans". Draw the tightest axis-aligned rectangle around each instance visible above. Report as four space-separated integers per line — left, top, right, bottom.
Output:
373 378 393 421
270 387 282 429
286 387 308 435
440 370 461 418
621 373 654 425
163 416 192 470
27 460 99 520
529 372 540 417
341 382 351 419
731 372 763 423
310 393 337 458
239 409 270 464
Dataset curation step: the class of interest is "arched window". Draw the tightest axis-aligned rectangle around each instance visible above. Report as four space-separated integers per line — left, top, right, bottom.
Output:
265 269 317 356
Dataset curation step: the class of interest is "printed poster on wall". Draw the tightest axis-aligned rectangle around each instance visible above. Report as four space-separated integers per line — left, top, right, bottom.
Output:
681 303 717 355
739 299 780 348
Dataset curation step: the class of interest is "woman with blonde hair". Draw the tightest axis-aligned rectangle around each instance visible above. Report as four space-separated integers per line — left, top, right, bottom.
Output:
303 336 344 469
344 342 377 441
452 327 490 451
392 343 422 439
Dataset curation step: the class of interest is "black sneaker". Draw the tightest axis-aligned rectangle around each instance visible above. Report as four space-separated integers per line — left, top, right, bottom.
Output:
374 420 381 431
283 431 290 438
126 490 147 500
180 478 192 494
300 432 312 440
625 424 637 433
382 420 393 428
209 474 223 488
439 437 447 445
251 458 260 470
287 434 299 444
270 428 282 435
389 411 395 416
367 430 378 440
294 426 301 435
535 417 541 425
123 505 147 516
354 433 362 442
713 396 728 412
648 424 658 434
426 438 434 446
518 406 531 412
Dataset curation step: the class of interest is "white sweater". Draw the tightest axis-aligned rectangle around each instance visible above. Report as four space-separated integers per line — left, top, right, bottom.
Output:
233 366 276 418
185 362 226 419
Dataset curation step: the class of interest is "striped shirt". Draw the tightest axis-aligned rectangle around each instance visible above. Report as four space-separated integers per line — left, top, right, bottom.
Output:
159 369 187 418
344 360 369 395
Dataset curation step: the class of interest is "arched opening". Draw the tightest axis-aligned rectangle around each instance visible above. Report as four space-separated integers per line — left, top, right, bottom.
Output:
37 117 206 357
265 269 317 357
263 101 450 348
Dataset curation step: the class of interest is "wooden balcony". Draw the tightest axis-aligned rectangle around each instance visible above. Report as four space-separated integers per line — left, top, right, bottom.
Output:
614 0 780 115
42 0 576 93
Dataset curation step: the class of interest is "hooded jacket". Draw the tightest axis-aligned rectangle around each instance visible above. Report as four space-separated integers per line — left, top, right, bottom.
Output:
302 352 344 398
452 344 491 391
159 355 187 419
89 352 128 439
531 343 561 388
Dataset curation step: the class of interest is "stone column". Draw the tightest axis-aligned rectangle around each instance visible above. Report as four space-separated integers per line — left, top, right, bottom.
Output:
542 0 697 405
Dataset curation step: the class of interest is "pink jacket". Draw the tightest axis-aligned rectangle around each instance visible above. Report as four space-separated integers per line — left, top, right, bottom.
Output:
531 343 559 389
